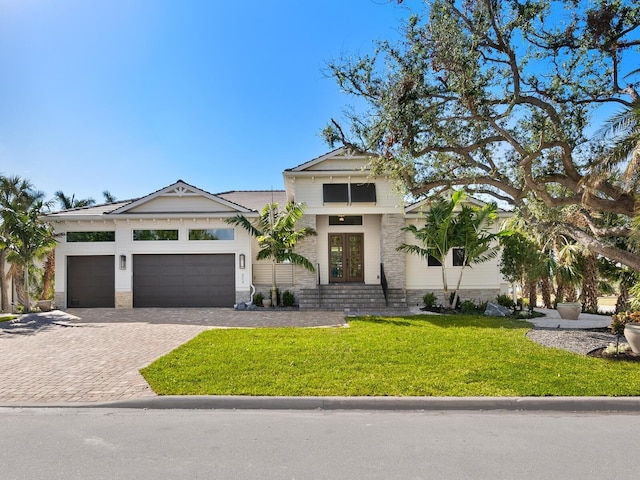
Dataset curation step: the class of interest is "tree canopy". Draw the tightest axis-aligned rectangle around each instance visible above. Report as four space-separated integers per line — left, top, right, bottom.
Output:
324 0 640 269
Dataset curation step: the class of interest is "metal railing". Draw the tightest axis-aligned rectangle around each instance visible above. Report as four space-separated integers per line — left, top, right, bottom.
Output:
380 263 388 306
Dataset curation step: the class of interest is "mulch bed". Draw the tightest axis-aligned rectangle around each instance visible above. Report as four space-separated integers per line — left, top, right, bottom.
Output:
588 347 640 362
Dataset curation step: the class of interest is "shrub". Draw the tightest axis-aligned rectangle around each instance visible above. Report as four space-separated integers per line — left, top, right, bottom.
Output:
253 292 264 306
496 294 514 308
610 310 640 335
460 300 477 314
282 290 295 307
423 292 437 308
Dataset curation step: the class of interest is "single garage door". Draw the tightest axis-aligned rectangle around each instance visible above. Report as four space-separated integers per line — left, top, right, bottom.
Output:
67 255 115 307
133 254 235 307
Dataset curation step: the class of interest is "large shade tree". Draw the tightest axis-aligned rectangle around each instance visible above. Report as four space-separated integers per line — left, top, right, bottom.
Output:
324 0 640 270
226 202 317 306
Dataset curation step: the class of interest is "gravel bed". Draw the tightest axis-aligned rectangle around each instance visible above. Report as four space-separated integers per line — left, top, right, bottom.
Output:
526 329 620 355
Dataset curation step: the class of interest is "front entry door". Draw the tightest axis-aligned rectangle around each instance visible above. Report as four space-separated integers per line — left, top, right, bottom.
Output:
329 233 364 283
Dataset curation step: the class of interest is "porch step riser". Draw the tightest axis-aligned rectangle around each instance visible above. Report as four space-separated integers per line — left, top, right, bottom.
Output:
299 285 408 311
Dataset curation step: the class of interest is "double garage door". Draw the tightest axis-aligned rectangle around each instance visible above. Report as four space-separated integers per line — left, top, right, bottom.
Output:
67 254 235 308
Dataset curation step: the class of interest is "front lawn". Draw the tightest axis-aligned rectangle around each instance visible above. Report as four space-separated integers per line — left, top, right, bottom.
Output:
141 315 640 397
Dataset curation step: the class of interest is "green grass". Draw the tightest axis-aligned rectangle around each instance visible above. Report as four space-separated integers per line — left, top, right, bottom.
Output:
140 315 640 397
0 315 17 322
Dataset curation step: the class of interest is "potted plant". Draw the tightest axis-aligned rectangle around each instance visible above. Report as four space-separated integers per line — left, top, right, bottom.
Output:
556 302 581 320
610 311 640 353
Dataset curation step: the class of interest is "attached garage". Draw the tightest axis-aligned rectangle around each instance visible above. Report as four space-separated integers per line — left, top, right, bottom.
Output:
133 254 235 307
67 255 115 308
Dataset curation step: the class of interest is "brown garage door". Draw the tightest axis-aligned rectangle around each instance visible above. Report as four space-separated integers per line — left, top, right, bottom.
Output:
133 254 235 307
67 255 115 307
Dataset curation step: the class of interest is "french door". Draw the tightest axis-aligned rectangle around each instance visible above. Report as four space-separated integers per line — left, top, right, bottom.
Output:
329 233 364 283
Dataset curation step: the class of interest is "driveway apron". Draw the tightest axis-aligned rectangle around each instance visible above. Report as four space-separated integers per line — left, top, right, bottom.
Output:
0 309 346 404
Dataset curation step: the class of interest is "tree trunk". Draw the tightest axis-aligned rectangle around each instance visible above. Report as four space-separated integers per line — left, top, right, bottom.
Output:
616 283 629 314
40 249 55 300
581 251 599 313
524 278 537 310
0 249 8 312
540 276 553 309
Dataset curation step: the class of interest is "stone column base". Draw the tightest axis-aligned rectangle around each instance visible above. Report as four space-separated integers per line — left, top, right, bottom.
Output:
115 291 133 308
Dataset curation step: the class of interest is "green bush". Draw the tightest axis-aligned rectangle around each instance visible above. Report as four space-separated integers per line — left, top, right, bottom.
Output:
253 292 264 306
460 300 477 314
282 290 295 307
496 294 514 308
423 292 437 308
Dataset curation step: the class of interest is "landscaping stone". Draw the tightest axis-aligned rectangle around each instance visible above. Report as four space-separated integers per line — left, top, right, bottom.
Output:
484 302 511 317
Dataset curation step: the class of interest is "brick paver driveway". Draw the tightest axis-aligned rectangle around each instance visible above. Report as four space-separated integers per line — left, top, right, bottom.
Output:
0 308 346 404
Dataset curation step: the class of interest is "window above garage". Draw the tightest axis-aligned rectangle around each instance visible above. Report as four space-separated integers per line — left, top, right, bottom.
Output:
66 231 115 242
188 228 235 240
133 229 178 241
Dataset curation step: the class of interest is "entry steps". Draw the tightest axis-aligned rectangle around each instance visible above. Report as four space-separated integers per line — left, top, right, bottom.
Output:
299 284 409 313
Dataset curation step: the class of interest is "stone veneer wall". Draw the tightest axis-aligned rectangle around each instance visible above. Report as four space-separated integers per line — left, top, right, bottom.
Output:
115 291 133 308
54 292 65 309
380 213 406 290
292 215 318 290
406 288 501 307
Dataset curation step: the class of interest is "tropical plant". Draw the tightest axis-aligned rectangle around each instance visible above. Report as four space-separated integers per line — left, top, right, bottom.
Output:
0 175 47 312
399 191 503 309
1 201 55 311
226 202 317 306
282 290 295 307
54 191 96 209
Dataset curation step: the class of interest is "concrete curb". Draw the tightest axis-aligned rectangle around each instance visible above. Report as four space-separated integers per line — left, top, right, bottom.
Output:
3 396 640 412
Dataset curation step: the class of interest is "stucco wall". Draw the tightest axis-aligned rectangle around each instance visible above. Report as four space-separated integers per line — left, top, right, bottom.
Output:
52 218 252 308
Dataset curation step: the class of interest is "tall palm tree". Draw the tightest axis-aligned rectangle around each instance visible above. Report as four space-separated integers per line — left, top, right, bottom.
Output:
226 202 317 306
54 191 96 209
0 175 47 312
595 100 640 192
102 190 117 203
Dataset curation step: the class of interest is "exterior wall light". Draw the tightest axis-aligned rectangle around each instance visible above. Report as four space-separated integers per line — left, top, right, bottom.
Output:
239 253 246 269
119 255 127 270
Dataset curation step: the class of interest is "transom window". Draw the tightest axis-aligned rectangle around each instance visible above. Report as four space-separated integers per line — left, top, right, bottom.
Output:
188 228 235 240
66 231 115 242
133 229 178 241
329 215 363 226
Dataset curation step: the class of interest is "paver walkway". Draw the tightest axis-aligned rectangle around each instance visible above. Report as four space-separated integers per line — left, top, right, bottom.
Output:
0 309 346 404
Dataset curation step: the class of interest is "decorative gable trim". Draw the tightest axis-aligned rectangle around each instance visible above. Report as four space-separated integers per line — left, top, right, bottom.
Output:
109 180 253 215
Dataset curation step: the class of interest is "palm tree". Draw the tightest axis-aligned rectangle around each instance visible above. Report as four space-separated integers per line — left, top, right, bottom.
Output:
595 100 640 191
0 175 46 312
447 201 504 308
0 176 51 312
54 191 96 209
399 191 503 309
226 202 317 306
102 190 117 203
399 192 464 309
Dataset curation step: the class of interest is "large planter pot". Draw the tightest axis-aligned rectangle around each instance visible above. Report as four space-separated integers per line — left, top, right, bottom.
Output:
36 300 53 312
624 323 640 354
556 302 581 320
262 299 272 308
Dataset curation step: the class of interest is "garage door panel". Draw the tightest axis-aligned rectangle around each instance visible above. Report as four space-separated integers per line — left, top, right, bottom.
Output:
133 254 235 307
67 256 115 308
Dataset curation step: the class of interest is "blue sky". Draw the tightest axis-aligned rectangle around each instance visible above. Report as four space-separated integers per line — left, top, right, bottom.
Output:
0 0 410 204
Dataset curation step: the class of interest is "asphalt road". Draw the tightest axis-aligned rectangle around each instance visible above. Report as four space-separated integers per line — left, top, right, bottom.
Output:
1 408 639 479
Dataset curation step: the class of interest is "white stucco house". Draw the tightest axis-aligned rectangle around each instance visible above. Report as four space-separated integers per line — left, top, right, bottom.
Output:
44 148 510 310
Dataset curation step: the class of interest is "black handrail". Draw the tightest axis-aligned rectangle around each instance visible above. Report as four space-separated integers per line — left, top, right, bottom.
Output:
380 263 388 306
